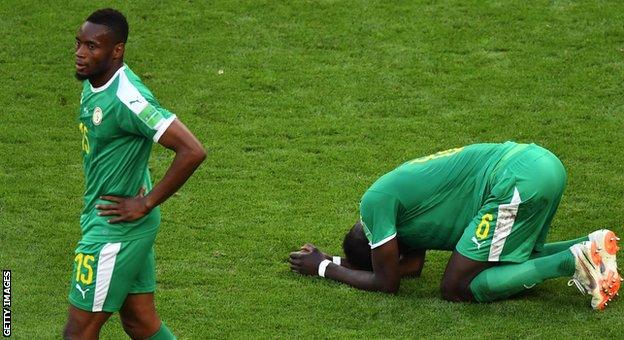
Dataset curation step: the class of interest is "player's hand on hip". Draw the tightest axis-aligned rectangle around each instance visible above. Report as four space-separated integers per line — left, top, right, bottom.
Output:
289 243 325 276
96 187 151 223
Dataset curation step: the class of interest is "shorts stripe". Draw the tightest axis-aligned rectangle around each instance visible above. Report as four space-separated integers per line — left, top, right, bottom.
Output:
488 187 522 261
92 243 121 312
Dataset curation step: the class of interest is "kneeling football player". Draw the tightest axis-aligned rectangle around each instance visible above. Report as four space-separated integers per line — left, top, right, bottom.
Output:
289 142 621 309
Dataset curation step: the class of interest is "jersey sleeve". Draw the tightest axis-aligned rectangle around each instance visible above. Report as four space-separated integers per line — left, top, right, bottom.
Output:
115 71 176 142
359 190 400 249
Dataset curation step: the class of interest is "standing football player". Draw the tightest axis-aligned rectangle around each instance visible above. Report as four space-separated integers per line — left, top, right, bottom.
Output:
64 8 206 339
290 142 621 309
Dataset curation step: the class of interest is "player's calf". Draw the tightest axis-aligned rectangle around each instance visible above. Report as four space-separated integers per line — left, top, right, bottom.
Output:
121 320 177 340
121 316 161 339
120 293 167 339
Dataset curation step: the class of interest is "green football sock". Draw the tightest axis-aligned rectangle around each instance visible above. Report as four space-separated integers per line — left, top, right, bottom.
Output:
470 249 576 302
529 236 588 259
149 323 176 340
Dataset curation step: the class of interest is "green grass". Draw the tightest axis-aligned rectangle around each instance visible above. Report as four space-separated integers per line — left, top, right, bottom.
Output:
1 0 624 338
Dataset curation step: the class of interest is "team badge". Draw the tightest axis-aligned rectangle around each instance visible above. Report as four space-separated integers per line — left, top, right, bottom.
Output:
92 107 103 125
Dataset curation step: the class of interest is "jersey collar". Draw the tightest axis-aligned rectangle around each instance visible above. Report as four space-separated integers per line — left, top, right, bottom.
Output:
89 65 127 93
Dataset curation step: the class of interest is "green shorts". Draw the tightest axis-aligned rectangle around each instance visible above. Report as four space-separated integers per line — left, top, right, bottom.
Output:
456 144 567 263
68 233 156 312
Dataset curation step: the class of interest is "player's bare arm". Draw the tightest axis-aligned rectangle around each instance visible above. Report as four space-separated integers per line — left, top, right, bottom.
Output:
324 248 425 277
290 239 403 293
399 247 426 278
300 245 358 270
96 119 206 223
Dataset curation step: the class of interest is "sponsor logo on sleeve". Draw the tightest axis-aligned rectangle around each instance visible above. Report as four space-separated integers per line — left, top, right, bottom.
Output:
127 98 147 113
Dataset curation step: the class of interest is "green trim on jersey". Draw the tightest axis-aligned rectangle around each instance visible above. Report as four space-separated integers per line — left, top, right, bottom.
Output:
78 64 176 242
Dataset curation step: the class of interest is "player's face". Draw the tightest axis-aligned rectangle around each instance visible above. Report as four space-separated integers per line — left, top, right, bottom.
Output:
74 22 119 81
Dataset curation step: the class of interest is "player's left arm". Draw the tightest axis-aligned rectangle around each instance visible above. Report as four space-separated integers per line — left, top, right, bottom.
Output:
97 119 206 223
399 248 426 278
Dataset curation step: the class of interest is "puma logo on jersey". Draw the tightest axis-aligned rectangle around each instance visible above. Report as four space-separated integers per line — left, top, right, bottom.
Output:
129 99 142 105
75 283 89 299
471 236 485 250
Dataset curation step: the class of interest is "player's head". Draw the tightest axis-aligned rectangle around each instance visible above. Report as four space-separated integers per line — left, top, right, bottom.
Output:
75 8 128 81
342 220 373 271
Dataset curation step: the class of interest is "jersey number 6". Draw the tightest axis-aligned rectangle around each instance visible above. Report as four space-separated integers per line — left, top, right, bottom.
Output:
476 213 493 240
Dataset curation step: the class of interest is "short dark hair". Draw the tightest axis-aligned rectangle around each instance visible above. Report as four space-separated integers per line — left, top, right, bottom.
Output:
86 8 129 44
342 221 373 271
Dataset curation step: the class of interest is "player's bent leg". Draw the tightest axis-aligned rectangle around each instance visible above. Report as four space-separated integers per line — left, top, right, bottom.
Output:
119 236 176 339
469 248 575 302
530 229 618 260
146 323 176 340
63 305 112 340
440 251 495 302
529 236 588 259
120 293 160 339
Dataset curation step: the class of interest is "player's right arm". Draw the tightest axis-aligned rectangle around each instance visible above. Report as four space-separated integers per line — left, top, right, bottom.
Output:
289 189 410 292
318 245 425 278
331 239 402 293
290 240 401 294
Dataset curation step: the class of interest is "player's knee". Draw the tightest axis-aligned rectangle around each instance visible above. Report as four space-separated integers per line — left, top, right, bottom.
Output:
63 319 84 340
121 316 143 339
121 317 142 339
121 315 160 339
62 323 74 340
440 279 471 302
440 288 466 302
440 283 458 302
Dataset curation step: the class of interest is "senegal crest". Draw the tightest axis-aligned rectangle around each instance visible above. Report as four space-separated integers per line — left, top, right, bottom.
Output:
92 107 103 125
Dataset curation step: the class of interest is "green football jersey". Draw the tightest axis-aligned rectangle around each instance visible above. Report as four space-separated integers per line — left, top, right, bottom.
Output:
360 142 520 250
77 64 176 242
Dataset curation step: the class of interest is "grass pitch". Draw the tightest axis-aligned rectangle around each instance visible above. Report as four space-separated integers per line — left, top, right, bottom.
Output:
1 0 624 338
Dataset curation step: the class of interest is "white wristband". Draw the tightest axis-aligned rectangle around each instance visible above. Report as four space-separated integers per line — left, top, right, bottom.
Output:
332 256 341 266
318 259 332 277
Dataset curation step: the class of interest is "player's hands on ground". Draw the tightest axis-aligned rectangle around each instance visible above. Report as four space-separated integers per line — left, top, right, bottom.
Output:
289 243 326 276
300 244 332 260
96 187 151 223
